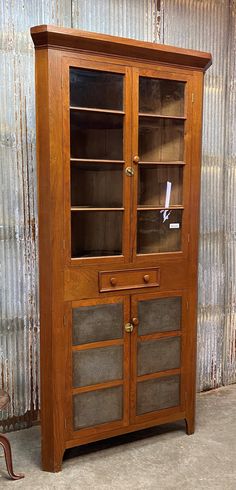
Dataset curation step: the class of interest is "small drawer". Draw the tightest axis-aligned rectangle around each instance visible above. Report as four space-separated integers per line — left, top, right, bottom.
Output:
99 268 160 293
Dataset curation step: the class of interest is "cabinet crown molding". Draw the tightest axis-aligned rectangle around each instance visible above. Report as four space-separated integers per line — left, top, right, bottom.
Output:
30 24 212 72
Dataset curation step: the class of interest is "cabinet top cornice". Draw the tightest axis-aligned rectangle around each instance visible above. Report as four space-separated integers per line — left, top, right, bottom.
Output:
31 24 212 72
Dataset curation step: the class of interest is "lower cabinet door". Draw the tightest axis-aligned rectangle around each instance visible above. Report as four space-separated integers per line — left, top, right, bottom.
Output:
130 291 187 423
66 296 130 439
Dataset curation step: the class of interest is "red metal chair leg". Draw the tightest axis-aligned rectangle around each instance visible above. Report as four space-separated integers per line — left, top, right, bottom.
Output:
0 434 24 480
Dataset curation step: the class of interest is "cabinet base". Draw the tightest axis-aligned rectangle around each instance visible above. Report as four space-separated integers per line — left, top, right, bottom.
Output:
185 416 195 435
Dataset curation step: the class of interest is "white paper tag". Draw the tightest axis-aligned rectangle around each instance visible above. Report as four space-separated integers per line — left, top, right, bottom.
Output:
169 223 180 229
160 181 172 223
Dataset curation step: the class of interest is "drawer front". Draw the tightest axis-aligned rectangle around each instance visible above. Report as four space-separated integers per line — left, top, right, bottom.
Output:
99 268 160 292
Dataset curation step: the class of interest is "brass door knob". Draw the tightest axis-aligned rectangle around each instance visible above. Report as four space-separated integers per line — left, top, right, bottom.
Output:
133 155 140 164
125 166 135 177
132 317 139 326
124 323 134 333
110 277 117 286
143 274 150 283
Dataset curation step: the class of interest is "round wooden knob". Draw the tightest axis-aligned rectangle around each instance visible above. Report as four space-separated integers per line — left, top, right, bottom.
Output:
132 317 139 326
143 274 150 283
133 155 140 164
110 277 117 286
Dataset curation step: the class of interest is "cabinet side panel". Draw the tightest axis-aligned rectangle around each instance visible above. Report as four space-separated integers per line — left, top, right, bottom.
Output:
185 71 204 432
36 48 65 472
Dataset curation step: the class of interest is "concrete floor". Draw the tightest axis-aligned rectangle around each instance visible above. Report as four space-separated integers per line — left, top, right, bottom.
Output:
1 385 236 489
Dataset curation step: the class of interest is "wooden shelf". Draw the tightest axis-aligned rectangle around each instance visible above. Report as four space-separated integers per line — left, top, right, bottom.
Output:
71 207 124 211
139 112 186 120
70 158 125 164
139 161 186 166
137 205 184 211
70 106 125 115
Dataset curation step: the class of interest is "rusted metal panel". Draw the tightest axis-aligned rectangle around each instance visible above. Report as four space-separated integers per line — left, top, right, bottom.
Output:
72 0 161 42
160 0 234 391
0 0 71 431
223 0 236 386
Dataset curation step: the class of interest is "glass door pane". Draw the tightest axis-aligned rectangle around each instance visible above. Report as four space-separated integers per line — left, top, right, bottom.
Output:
135 75 186 256
70 68 123 110
139 77 185 116
69 67 125 260
71 163 123 207
137 209 183 254
139 117 184 162
138 165 183 206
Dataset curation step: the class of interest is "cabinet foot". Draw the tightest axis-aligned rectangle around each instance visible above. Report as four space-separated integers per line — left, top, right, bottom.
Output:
185 417 195 435
42 449 64 473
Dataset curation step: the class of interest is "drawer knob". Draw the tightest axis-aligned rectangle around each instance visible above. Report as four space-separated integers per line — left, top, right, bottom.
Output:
132 317 139 326
110 277 117 286
133 155 140 164
143 274 150 283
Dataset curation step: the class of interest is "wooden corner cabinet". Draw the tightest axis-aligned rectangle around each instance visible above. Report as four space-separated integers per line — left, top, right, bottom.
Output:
31 25 211 472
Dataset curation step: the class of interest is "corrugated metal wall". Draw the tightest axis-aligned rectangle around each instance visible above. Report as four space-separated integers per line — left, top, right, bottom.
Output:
0 0 235 431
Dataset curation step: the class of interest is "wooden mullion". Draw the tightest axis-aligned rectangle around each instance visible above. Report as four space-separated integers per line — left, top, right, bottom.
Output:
72 379 123 395
72 338 124 352
138 330 182 343
137 368 181 383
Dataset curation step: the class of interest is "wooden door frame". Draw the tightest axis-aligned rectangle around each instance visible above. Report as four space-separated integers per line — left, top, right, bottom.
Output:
130 68 194 265
130 289 189 425
61 55 132 267
65 295 131 442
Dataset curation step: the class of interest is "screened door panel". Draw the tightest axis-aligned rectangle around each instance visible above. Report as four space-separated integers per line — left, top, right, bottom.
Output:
73 345 123 387
73 386 123 430
138 296 182 335
66 296 130 438
130 291 187 423
137 375 180 416
72 302 123 345
137 337 181 376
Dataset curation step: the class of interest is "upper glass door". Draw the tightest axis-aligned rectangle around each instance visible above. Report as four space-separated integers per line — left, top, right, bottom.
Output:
65 61 131 264
132 70 192 260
